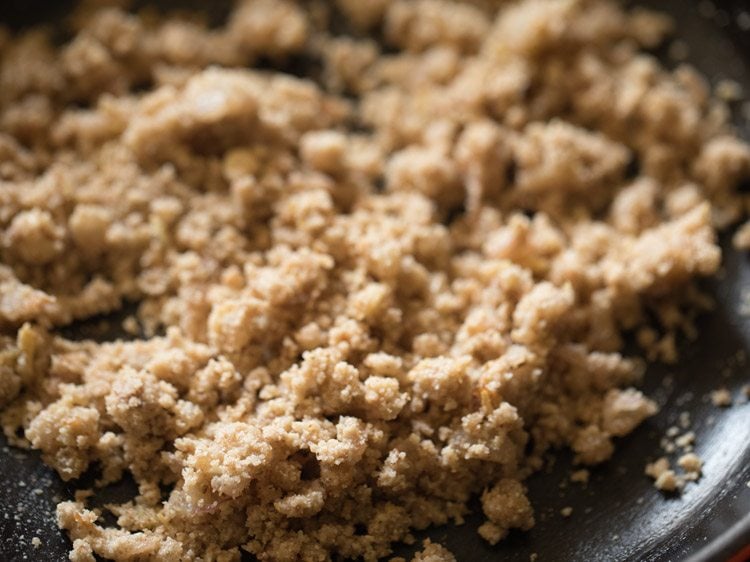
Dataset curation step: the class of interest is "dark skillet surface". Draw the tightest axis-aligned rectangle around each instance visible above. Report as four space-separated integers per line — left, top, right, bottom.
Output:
1 1 750 561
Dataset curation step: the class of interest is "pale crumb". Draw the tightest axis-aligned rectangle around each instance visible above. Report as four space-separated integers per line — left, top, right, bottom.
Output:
675 431 695 449
733 222 750 251
411 539 456 562
711 388 733 407
31 537 41 548
677 452 703 475
654 470 683 493
530 554 538 562
645 457 671 480
661 439 677 454
570 469 590 484
683 471 701 482
121 315 139 336
715 79 743 102
560 507 573 518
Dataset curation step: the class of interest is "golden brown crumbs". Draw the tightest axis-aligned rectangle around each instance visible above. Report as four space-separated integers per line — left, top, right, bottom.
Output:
560 507 573 518
677 452 703 481
410 540 457 562
1 0 750 560
674 431 696 451
570 469 590 485
715 79 743 102
654 471 682 494
711 388 733 407
645 457 671 480
665 426 680 438
645 457 683 492
733 221 750 251
121 314 139 336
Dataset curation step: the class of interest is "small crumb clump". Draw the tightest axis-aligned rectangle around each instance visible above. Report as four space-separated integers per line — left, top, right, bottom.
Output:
715 79 743 102
677 452 703 481
732 221 750 251
711 388 733 407
560 506 573 518
410 540 456 562
570 469 590 485
645 457 683 492
0 0 749 561
675 431 695 450
654 471 682 493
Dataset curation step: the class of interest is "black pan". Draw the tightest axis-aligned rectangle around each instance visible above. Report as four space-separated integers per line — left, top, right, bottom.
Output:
1 1 749 560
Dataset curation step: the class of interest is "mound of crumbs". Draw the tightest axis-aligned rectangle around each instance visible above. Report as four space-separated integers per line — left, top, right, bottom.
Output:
1 0 750 560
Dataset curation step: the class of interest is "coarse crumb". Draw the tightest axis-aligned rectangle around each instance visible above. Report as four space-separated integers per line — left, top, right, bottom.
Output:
675 431 695 449
570 469 590 484
0 0 748 561
677 452 703 481
645 457 671 480
560 507 573 517
121 315 139 336
411 540 456 562
732 221 750 251
31 537 41 548
711 388 733 407
654 470 683 493
715 79 743 102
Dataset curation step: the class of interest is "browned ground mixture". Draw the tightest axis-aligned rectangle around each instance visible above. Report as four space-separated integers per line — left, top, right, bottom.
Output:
1 0 750 561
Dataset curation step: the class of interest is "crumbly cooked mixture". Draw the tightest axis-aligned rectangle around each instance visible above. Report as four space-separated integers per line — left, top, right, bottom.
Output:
1 0 750 561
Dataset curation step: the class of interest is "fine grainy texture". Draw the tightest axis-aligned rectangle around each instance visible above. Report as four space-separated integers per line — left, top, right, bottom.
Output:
1 0 750 561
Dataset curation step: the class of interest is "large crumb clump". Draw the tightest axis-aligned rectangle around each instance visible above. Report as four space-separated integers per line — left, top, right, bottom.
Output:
1 1 749 561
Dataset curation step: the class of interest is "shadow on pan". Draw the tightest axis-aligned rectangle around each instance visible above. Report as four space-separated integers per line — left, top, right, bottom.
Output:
1 1 749 560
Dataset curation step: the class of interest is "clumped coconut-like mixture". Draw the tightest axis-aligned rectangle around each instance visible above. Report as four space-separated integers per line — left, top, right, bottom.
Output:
1 0 750 560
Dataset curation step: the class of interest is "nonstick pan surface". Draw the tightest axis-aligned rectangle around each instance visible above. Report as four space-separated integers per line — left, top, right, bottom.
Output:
1 1 749 560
